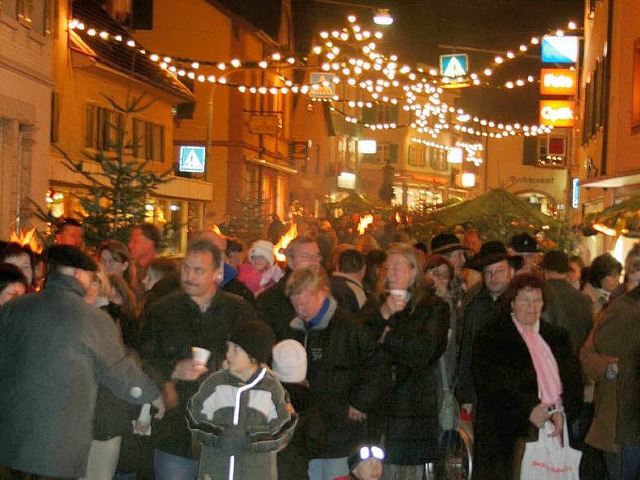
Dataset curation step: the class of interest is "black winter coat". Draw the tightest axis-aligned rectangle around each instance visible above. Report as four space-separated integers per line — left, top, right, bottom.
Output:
137 289 257 458
472 314 583 480
360 292 449 465
285 300 389 458
257 271 295 341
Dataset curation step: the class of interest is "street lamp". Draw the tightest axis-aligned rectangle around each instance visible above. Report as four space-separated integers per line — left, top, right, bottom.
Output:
311 0 394 26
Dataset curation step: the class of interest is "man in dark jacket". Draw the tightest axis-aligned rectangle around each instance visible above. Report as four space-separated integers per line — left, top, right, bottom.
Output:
137 238 258 480
284 267 389 480
257 234 321 340
330 247 367 314
0 246 164 480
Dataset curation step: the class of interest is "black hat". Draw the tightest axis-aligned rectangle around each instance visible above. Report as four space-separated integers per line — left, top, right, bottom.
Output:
468 240 523 271
430 233 470 255
228 320 276 364
509 233 539 253
540 250 571 273
46 245 98 271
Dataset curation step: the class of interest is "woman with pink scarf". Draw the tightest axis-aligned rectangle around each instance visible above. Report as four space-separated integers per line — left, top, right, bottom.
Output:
471 273 583 479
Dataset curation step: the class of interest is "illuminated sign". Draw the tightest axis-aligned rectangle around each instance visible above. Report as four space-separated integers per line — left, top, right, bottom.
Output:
539 100 575 127
439 54 469 78
540 68 577 96
337 172 356 190
572 178 580 209
541 36 579 64
309 72 336 99
179 146 206 173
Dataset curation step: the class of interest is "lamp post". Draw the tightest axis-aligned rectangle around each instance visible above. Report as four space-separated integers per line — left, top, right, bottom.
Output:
310 0 393 25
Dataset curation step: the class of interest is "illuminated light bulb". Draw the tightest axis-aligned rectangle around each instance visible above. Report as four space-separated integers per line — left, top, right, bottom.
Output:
527 75 535 82
340 32 349 41
506 51 515 59
192 62 199 69
348 78 356 85
159 62 168 69
332 63 340 70
484 68 492 76
331 30 340 38
355 33 363 41
287 57 295 64
208 75 216 82
258 86 267 94
187 72 195 79
568 21 577 30
312 46 322 55
488 121 495 127
320 31 329 38
269 87 278 94
531 37 539 45
259 61 268 68
168 66 176 72
69 19 78 29
87 28 96 36
238 85 247 92
473 79 481 85
197 75 205 82
347 15 356 23
556 29 564 36
177 69 185 76
291 86 299 93
231 58 241 67
272 52 281 61
114 34 122 41
495 56 504 64
99 31 108 39
77 22 85 30
249 87 257 94
217 62 226 70
497 123 504 129
519 44 528 52
218 77 227 84
150 54 159 62
331 46 340 54
300 85 310 94
163 56 171 63
514 123 521 129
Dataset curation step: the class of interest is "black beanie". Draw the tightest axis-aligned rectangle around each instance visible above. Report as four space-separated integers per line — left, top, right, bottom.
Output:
228 320 276 364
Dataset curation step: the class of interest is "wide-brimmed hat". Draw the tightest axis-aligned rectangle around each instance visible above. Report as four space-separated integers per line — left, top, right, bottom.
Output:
430 233 471 255
467 240 524 271
539 250 571 273
509 233 539 253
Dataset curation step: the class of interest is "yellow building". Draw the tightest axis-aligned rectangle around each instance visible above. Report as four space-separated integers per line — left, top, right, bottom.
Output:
133 0 295 224
50 0 210 252
577 0 640 222
0 0 54 237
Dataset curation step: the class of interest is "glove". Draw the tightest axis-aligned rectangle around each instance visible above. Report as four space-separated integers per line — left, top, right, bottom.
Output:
217 426 251 455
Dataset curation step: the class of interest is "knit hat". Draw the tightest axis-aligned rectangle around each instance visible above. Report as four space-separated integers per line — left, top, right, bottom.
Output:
228 320 276 364
272 340 307 383
249 240 275 266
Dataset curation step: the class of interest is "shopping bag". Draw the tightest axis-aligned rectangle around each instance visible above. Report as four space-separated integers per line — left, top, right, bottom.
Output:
520 413 582 480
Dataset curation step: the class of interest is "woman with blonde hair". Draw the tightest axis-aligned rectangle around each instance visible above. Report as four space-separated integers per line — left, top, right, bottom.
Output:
359 243 449 479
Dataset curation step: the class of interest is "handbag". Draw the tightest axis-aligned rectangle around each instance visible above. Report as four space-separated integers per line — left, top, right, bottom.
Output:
520 412 582 480
438 357 460 431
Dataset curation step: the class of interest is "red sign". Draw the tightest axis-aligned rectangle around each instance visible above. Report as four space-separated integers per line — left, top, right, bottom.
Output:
540 69 577 96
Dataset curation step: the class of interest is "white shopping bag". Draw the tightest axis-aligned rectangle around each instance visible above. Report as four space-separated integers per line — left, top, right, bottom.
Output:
520 413 582 480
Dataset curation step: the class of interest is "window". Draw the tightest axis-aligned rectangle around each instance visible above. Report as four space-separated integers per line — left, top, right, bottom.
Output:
408 144 426 167
582 57 607 144
50 92 60 144
133 118 164 161
362 104 399 125
85 104 124 151
17 0 33 27
375 143 398 164
537 135 566 167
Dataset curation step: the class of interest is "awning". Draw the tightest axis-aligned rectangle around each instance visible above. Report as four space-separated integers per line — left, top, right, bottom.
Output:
582 171 640 188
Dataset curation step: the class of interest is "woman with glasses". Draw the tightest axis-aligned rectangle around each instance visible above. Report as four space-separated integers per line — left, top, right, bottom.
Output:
360 243 449 480
97 240 131 282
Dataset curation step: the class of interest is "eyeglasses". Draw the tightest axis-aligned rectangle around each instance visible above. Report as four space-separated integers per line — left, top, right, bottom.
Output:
357 446 385 462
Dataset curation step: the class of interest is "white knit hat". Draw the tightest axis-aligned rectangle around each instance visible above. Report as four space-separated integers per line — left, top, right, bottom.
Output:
249 240 275 266
272 339 307 383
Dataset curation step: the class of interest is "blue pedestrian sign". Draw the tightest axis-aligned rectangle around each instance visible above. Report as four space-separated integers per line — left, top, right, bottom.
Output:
179 146 206 173
440 54 469 78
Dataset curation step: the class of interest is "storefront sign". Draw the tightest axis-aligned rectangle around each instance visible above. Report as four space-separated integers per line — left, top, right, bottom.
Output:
540 100 575 127
290 141 309 159
541 36 579 64
412 173 448 185
540 68 577 96
249 115 280 135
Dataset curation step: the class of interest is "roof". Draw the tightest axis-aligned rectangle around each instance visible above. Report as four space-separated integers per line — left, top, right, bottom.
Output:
211 0 283 41
71 0 195 102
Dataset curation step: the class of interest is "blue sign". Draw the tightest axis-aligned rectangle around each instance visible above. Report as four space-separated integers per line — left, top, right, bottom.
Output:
542 36 579 64
439 54 469 78
179 146 206 173
572 178 580 209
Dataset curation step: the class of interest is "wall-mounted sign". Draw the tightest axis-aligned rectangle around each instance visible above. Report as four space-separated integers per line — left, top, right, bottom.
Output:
439 54 469 78
309 72 336 99
337 171 356 190
249 115 280 135
290 141 309 159
540 100 575 127
572 178 580 209
541 36 579 64
540 68 577 96
179 146 206 173
412 173 448 185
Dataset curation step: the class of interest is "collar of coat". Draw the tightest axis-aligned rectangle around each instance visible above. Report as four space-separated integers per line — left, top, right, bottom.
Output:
289 295 338 332
45 271 88 297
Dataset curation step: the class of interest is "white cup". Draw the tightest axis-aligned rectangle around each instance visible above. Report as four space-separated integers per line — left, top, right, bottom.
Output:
191 347 211 365
389 289 407 299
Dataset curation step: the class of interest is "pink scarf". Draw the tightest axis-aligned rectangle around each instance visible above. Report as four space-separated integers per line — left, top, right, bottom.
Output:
512 315 563 407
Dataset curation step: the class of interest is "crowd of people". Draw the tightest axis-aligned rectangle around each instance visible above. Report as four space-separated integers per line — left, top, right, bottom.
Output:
0 214 639 480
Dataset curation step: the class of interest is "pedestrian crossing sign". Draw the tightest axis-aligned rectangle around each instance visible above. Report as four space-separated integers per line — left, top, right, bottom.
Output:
179 146 206 173
439 54 469 78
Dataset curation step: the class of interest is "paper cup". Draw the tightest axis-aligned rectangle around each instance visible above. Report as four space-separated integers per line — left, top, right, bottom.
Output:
191 347 211 365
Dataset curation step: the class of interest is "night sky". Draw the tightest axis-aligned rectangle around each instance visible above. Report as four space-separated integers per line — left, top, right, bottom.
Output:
292 0 584 124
